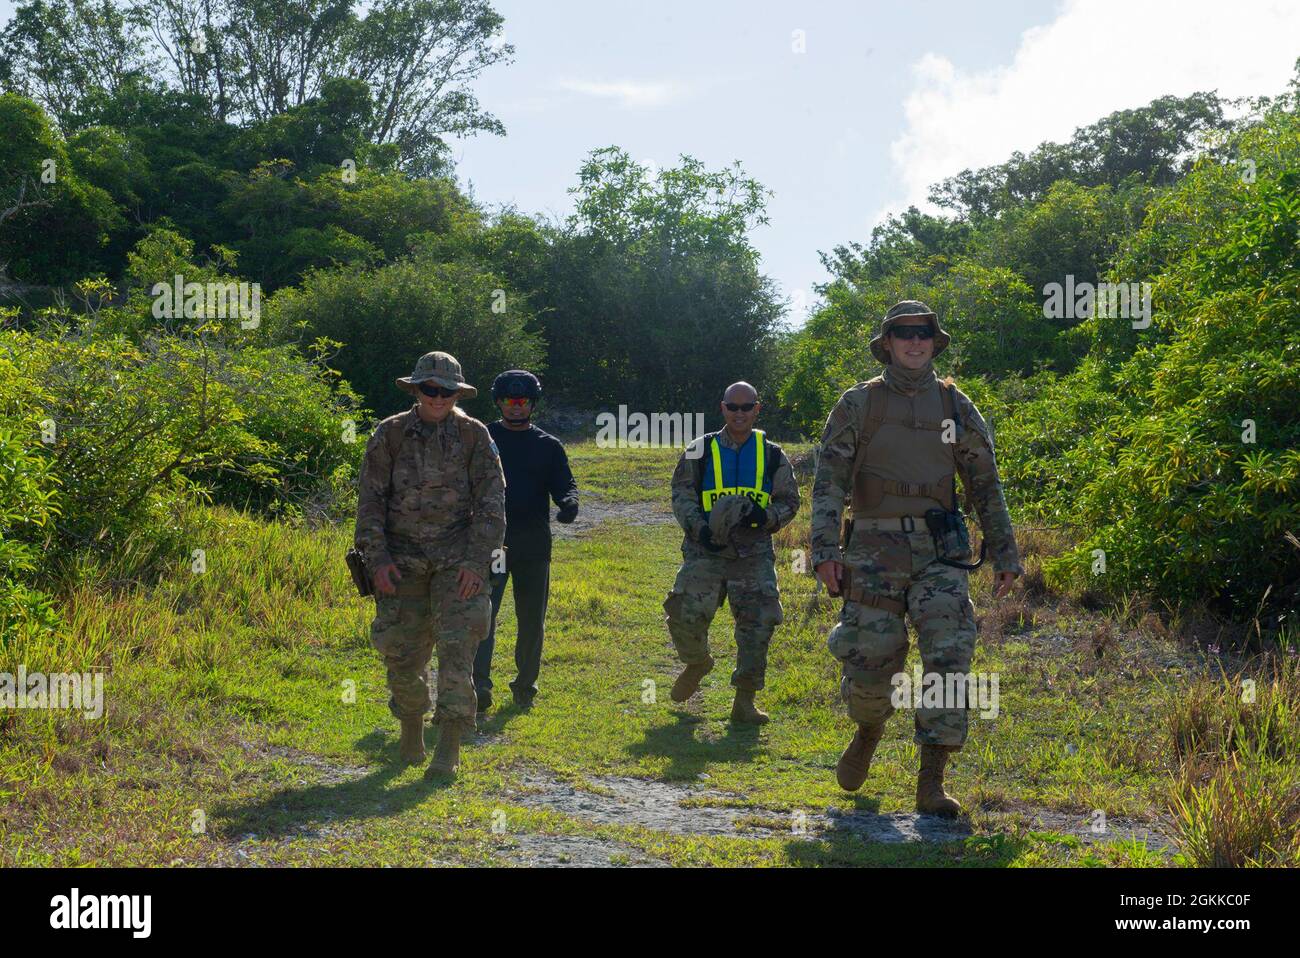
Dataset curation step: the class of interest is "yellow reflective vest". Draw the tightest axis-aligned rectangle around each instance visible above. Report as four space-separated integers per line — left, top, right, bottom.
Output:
700 430 772 512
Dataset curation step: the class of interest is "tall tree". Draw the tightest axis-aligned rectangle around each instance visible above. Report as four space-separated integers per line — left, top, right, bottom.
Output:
0 0 157 130
3 0 513 171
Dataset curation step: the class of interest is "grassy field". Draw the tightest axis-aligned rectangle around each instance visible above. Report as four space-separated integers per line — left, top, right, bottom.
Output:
2 441 1295 867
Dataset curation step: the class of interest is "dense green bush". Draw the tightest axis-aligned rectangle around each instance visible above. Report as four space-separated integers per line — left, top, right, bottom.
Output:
2 277 363 583
1027 106 1300 615
267 253 544 421
0 327 63 646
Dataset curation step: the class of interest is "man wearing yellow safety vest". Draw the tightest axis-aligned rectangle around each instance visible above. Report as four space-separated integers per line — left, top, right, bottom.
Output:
664 382 801 723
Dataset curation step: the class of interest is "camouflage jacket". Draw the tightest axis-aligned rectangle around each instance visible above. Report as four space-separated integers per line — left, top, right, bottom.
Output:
671 428 800 560
354 405 506 582
811 366 1021 574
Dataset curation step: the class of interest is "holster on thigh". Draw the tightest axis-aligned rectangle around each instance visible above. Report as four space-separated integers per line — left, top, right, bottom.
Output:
843 569 907 618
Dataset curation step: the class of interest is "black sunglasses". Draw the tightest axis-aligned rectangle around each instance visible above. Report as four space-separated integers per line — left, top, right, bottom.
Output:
418 382 459 398
890 325 935 341
724 402 758 412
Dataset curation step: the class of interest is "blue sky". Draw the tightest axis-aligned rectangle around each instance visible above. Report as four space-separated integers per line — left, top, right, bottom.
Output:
5 0 1299 323
448 0 1062 320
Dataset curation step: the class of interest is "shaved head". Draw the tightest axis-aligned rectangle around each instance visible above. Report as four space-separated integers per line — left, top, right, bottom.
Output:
723 382 758 403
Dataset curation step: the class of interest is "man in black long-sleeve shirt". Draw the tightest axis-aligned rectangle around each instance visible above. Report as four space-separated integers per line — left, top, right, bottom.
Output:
473 370 578 713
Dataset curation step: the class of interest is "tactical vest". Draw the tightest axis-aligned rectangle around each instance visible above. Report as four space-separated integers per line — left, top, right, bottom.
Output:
382 407 484 541
700 430 773 512
849 379 961 516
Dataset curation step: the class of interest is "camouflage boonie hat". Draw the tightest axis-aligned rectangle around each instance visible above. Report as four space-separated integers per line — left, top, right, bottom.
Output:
396 351 478 399
708 495 752 547
869 300 951 363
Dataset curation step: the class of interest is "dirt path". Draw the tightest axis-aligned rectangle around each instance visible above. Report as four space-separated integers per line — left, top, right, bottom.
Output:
234 733 1174 867
506 768 1174 855
549 493 676 540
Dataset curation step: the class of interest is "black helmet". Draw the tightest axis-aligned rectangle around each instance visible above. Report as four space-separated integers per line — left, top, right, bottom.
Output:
491 369 541 401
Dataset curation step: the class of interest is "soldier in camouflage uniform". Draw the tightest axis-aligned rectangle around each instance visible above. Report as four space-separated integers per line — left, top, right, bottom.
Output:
812 302 1020 815
665 382 800 723
355 352 505 780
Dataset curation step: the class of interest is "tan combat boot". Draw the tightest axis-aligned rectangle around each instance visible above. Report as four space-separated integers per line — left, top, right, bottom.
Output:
399 716 426 765
836 722 885 791
670 654 714 702
424 723 464 780
730 688 769 724
916 744 962 816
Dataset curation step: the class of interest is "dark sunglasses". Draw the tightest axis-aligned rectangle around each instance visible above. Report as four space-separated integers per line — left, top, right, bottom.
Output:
418 382 459 398
724 402 758 412
890 325 935 341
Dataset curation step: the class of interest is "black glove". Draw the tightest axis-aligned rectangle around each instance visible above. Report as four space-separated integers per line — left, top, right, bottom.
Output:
697 525 726 552
745 501 769 530
556 499 579 524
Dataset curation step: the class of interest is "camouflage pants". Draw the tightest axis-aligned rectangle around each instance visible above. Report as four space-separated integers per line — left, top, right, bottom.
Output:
370 554 492 729
663 552 783 690
827 529 976 747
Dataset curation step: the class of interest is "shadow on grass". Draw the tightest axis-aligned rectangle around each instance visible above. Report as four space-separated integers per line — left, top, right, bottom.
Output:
782 825 1025 867
212 727 458 841
351 708 519 765
474 700 531 735
623 711 763 780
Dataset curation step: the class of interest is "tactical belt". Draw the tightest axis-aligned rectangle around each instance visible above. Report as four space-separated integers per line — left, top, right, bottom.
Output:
850 515 931 534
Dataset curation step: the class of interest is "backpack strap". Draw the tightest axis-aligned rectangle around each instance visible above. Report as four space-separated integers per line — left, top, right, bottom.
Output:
941 381 957 511
848 380 888 493
455 409 481 458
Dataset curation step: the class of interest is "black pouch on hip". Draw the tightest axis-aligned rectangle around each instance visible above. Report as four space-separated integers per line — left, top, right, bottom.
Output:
924 508 984 570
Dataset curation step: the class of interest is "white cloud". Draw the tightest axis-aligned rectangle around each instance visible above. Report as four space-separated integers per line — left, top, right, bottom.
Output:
555 78 688 109
884 0 1300 222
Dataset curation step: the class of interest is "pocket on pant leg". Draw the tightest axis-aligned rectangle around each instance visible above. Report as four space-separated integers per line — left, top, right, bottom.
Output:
663 591 684 620
728 561 784 629
827 601 907 678
372 595 402 636
664 581 721 628
440 590 492 653
371 595 430 657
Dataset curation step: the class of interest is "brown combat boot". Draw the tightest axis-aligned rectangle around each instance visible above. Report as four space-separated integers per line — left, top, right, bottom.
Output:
730 688 769 724
398 716 426 765
424 723 464 780
836 722 885 791
916 744 962 816
670 654 714 702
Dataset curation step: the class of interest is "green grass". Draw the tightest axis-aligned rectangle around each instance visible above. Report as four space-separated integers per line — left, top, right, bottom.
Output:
1 440 1287 867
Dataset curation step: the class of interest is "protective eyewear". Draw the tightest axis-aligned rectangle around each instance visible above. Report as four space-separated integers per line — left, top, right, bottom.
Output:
890 325 935 341
724 402 758 412
418 383 459 398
